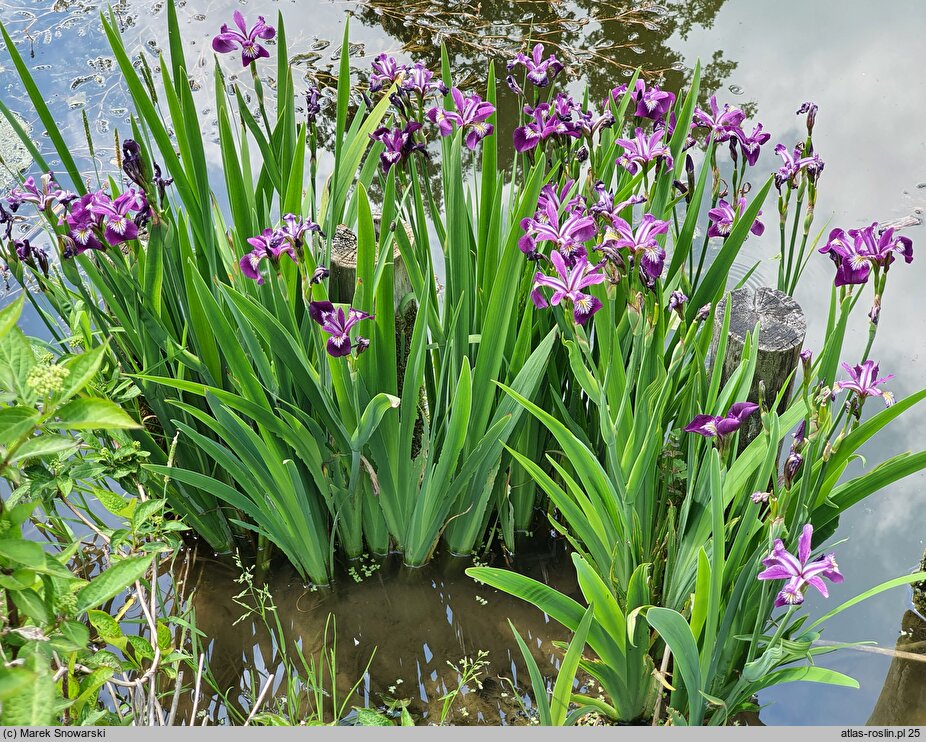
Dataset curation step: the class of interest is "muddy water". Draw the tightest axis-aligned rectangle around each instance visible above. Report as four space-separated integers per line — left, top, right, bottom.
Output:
188 543 580 725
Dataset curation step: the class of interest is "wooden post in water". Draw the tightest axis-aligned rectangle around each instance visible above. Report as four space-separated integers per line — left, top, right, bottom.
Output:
709 287 807 446
328 224 414 313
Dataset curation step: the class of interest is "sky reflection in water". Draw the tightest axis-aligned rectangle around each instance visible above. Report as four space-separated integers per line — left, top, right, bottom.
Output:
1 0 925 725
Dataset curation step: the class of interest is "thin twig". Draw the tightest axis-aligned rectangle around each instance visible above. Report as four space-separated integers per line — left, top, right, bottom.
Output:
59 496 110 545
106 681 125 721
652 644 672 726
189 652 206 726
166 669 183 726
244 674 275 726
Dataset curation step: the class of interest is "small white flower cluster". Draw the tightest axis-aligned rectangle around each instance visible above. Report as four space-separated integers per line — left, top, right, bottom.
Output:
26 363 70 397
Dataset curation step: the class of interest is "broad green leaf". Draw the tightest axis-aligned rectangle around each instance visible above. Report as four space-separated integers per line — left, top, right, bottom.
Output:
0 646 56 725
0 668 34 701
58 343 108 403
50 398 139 430
56 619 91 652
0 539 44 566
76 555 153 613
0 295 24 339
0 326 36 399
88 609 124 644
646 607 704 725
354 707 393 726
0 406 40 447
127 634 155 661
551 606 595 725
351 393 400 451
9 434 78 463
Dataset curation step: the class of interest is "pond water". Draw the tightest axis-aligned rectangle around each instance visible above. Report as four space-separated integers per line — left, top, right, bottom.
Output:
2 0 926 726
189 542 581 725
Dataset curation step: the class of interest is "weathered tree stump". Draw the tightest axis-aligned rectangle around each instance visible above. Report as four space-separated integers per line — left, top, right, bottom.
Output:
329 224 414 313
709 287 807 447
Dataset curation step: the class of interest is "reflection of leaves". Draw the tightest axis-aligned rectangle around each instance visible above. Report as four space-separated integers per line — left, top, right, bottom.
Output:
356 0 734 95
356 0 742 172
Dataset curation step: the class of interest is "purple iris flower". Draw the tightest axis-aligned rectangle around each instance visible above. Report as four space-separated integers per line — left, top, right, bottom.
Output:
506 75 524 96
88 190 148 245
507 43 564 88
800 349 813 373
758 524 843 607
783 450 803 489
280 213 320 251
707 198 765 239
774 143 824 189
552 94 580 121
589 182 646 223
369 53 407 93
8 172 73 212
519 199 597 261
311 265 329 284
692 96 746 143
614 127 673 175
309 301 374 357
64 194 105 254
513 103 580 153
668 290 688 316
573 109 616 139
797 101 818 134
427 88 495 150
530 250 605 325
833 360 895 407
305 87 322 125
685 401 759 440
370 122 426 172
13 238 49 276
121 139 148 191
0 203 13 241
212 11 275 67
819 223 913 286
240 228 297 285
631 79 675 121
735 123 771 167
401 62 448 97
536 180 585 215
601 213 670 282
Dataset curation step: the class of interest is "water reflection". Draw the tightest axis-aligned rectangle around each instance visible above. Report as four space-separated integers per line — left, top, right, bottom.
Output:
3 0 926 726
189 546 579 725
868 610 926 726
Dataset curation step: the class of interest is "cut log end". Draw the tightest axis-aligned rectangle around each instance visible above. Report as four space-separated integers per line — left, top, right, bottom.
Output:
328 224 413 311
710 286 807 448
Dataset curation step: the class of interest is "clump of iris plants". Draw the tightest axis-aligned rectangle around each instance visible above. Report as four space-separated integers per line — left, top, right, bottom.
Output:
2 3 925 727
